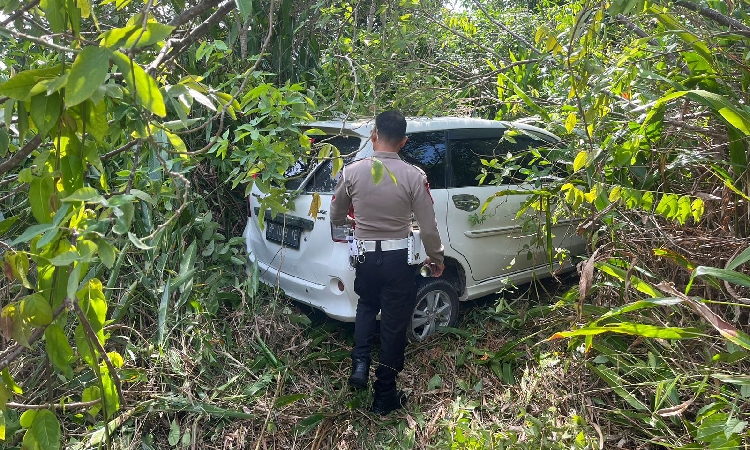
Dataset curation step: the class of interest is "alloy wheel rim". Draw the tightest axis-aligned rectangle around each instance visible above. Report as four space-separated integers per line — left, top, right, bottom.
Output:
411 289 452 340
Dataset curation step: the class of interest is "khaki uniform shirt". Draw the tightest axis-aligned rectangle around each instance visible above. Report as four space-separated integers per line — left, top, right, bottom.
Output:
330 151 445 265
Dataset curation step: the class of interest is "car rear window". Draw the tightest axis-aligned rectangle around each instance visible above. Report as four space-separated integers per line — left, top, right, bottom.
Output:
295 135 362 193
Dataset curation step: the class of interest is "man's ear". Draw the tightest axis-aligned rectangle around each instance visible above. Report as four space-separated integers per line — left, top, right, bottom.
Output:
399 136 408 148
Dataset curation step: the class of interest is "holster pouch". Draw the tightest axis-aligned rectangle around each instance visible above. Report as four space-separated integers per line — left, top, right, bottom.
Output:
407 231 424 265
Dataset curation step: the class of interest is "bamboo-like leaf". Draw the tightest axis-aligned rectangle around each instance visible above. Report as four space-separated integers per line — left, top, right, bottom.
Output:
694 266 750 289
548 323 699 340
588 364 649 411
274 394 307 408
596 262 660 298
595 297 683 322
727 246 750 270
157 277 170 349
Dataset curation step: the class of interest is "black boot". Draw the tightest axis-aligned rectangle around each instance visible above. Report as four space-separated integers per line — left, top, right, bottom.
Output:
348 358 370 390
370 388 407 415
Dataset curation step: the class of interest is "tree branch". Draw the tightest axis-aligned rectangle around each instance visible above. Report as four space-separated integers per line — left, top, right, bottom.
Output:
101 139 141 162
675 0 750 32
169 0 223 26
149 1 235 71
7 399 101 410
0 134 43 178
0 0 40 26
469 0 541 55
0 26 78 54
0 303 66 372
72 299 125 412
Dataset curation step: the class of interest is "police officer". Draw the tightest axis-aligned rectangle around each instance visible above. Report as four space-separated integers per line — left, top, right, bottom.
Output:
330 110 445 415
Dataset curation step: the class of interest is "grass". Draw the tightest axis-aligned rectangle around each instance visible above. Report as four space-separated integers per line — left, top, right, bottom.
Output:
89 276 610 449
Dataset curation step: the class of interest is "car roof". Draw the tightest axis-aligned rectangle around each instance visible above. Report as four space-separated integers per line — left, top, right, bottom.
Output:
306 116 559 142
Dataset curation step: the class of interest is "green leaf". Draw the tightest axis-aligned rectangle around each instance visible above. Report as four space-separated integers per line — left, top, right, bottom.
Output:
29 175 55 224
1 368 23 394
165 130 187 154
573 150 588 171
101 23 174 49
113 202 134 235
0 127 8 157
29 409 61 450
727 246 750 271
6 252 31 289
694 266 750 289
21 293 53 326
128 232 153 249
274 394 307 408
691 198 704 223
168 419 180 446
45 324 75 378
157 277 170 349
371 158 384 185
47 251 80 266
597 262 660 298
550 323 699 340
66 46 112 107
97 239 116 269
428 374 443 390
589 364 649 411
564 112 577 133
0 382 10 412
65 264 82 304
30 92 61 137
0 66 61 101
0 410 5 439
234 0 253 19
62 187 102 203
77 279 108 331
293 413 325 436
676 195 691 225
82 386 102 417
112 51 166 117
75 324 98 367
19 410 37 428
100 369 120 418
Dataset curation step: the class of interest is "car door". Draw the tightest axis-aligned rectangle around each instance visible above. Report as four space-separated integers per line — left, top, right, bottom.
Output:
445 128 548 282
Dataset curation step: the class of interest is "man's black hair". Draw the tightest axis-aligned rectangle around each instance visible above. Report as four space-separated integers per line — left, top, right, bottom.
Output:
375 110 407 144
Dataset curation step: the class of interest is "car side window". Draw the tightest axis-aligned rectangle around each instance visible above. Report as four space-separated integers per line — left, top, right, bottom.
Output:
450 134 544 187
400 132 447 189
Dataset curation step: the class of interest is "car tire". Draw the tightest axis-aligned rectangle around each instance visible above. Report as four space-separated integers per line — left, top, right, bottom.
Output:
408 278 459 342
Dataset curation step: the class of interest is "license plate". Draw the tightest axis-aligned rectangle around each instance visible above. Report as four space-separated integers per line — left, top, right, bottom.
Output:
265 220 302 249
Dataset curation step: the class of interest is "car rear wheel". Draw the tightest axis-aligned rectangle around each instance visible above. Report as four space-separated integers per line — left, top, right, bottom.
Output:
408 278 459 342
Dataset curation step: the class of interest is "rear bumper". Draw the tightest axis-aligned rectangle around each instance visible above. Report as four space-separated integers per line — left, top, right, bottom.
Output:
247 251 359 322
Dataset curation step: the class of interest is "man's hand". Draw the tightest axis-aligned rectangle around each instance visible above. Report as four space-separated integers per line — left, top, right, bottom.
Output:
423 257 445 278
346 215 355 226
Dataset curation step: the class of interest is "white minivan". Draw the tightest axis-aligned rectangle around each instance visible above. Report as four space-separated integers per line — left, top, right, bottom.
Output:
243 117 585 341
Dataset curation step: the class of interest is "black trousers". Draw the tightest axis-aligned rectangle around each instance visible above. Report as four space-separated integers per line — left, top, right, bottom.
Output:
351 246 416 393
